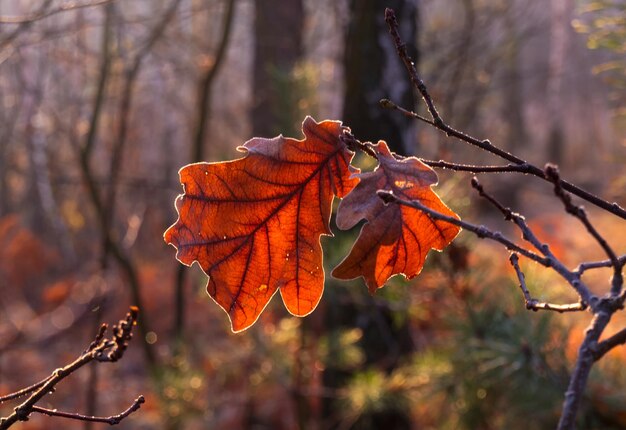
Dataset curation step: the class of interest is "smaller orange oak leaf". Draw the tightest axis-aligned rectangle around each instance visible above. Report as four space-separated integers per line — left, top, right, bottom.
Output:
164 117 358 332
332 141 460 292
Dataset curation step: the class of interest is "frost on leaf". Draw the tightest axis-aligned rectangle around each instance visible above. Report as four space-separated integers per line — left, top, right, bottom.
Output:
164 117 358 332
332 141 460 292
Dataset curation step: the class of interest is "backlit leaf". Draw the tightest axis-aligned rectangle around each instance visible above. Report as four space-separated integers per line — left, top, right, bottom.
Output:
332 141 460 292
164 117 358 332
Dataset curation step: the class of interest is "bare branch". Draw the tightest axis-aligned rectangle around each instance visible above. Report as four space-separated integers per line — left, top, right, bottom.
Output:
470 177 513 219
383 8 626 220
383 7 625 429
545 164 624 295
30 396 144 425
468 177 596 306
576 255 626 276
377 190 595 306
422 160 535 174
510 253 587 313
376 191 547 266
342 127 534 175
379 98 435 126
99 306 138 362
593 327 626 361
558 312 611 430
340 131 378 159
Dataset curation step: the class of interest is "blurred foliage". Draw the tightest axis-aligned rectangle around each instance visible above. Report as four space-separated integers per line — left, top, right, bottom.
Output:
573 1 626 118
315 221 626 429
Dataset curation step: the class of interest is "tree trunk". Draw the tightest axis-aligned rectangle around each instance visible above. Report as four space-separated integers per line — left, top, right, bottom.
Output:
322 4 419 429
546 0 571 165
251 0 304 137
503 6 528 154
343 0 417 154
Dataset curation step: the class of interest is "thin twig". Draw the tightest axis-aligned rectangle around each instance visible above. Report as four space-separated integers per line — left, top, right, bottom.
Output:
377 190 595 306
343 124 536 174
0 377 53 403
30 396 144 425
575 255 626 276
470 177 513 218
510 253 587 313
340 131 378 159
383 8 626 220
469 177 595 305
376 191 546 265
85 324 108 353
422 160 534 174
545 164 624 295
379 98 435 126
382 7 625 430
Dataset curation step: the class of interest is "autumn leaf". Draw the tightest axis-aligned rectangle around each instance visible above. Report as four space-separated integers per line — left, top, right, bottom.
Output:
332 141 460 292
164 117 358 332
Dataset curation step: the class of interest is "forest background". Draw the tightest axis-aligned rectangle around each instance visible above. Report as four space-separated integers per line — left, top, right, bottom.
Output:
0 0 625 429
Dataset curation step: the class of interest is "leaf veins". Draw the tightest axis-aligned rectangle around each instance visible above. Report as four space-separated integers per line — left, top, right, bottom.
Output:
332 141 460 292
164 117 358 332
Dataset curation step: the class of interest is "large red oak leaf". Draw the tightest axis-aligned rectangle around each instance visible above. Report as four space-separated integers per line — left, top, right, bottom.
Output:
332 141 460 292
164 117 358 332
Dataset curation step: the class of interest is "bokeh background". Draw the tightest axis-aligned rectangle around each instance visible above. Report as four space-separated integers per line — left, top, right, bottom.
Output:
0 0 625 428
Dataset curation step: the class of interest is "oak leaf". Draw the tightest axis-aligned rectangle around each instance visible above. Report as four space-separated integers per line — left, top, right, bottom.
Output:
332 141 460 292
164 117 358 332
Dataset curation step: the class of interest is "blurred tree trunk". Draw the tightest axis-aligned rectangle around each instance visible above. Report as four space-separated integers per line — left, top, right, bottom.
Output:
503 2 528 154
546 0 571 165
322 4 418 429
251 0 304 137
340 0 418 366
342 0 417 154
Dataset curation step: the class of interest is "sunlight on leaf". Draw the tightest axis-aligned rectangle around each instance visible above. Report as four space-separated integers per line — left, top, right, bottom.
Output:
165 117 358 332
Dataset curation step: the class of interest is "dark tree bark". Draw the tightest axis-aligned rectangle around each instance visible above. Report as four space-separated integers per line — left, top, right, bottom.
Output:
251 0 304 137
343 0 417 153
